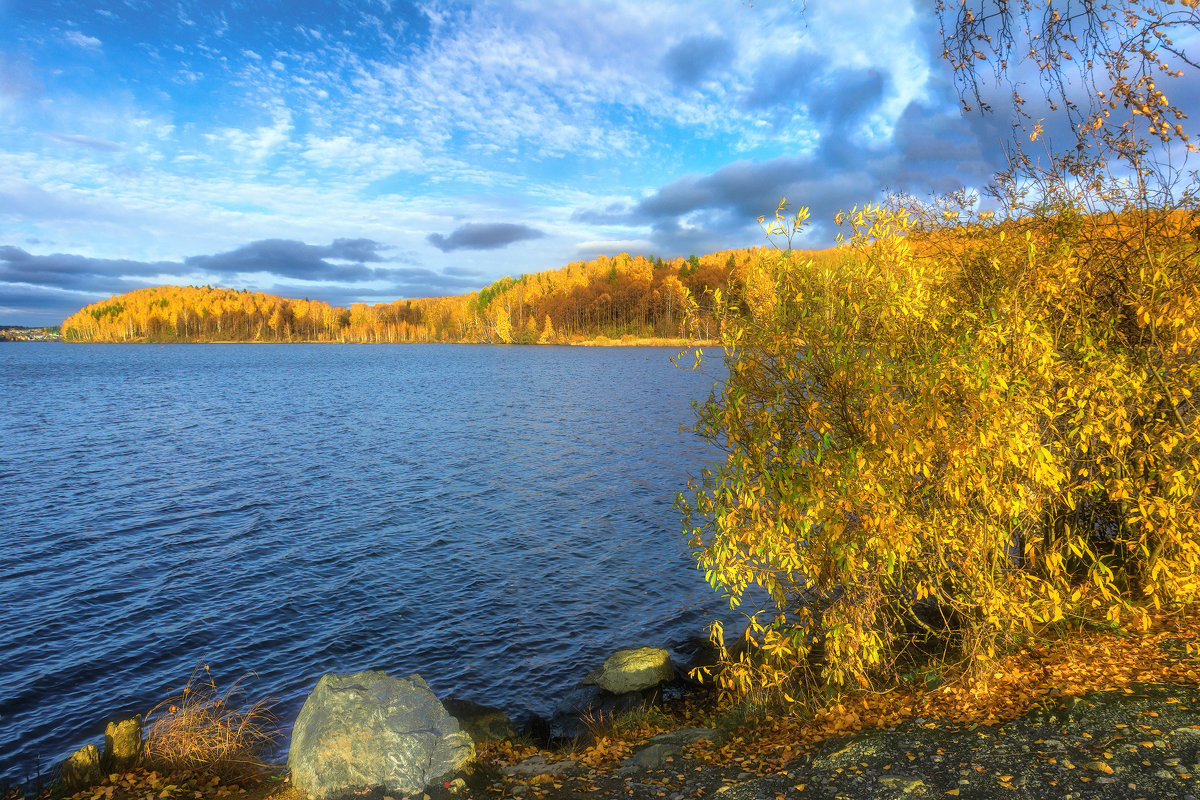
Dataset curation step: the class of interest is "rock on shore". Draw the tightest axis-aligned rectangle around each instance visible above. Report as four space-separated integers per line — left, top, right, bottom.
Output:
287 670 474 799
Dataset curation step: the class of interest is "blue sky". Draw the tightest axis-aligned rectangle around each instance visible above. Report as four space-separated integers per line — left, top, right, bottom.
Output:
0 0 1008 325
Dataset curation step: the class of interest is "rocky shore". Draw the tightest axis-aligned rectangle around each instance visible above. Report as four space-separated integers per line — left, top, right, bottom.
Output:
484 681 1200 799
36 622 1200 800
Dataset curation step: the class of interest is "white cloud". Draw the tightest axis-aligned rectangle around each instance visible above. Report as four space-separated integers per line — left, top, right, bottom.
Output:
63 30 102 50
2 0 1004 318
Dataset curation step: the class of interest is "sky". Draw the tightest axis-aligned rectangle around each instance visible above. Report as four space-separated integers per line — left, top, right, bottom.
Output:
0 0 1016 325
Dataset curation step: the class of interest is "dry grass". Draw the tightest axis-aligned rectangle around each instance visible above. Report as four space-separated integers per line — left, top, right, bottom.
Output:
143 666 279 780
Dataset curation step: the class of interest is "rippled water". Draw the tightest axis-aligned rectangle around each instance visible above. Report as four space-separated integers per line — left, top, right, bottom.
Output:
0 343 733 784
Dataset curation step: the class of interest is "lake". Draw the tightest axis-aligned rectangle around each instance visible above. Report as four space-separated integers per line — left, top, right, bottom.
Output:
0 343 734 785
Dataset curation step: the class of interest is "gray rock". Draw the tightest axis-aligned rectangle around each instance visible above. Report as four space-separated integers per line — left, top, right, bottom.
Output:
500 755 576 778
103 716 143 772
442 698 516 742
61 744 102 791
287 670 474 799
645 727 728 749
626 743 678 769
593 647 674 695
623 728 729 769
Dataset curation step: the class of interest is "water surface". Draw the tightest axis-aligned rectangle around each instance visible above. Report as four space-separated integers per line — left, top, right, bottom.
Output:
0 343 732 783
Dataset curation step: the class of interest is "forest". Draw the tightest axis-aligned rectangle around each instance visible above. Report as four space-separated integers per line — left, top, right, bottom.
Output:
59 246 799 344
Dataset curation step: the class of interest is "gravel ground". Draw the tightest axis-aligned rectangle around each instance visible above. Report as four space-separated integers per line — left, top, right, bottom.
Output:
488 681 1200 800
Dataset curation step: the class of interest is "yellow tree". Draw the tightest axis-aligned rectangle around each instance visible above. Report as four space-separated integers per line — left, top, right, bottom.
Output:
493 303 513 344
538 313 556 344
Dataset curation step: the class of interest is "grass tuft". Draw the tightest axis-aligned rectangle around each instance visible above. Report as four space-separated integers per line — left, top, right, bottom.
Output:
143 665 279 780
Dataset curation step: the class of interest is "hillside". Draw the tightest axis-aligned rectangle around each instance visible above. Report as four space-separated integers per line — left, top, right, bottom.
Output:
61 246 821 344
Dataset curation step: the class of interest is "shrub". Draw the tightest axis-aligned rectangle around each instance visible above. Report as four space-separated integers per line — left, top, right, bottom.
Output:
143 666 278 779
679 198 1200 704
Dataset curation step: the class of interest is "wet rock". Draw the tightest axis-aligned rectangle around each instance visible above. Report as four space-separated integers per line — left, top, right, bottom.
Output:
670 636 722 686
550 686 646 740
103 716 142 772
511 711 551 747
287 670 474 799
61 744 102 791
592 647 673 695
442 698 516 742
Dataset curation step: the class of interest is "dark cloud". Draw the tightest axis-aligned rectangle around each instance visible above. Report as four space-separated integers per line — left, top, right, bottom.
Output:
662 34 734 86
0 236 493 324
572 74 1004 258
574 156 811 229
575 63 897 242
426 223 545 252
184 238 391 281
740 50 823 111
45 132 123 152
0 283 109 327
0 237 467 325
0 245 177 292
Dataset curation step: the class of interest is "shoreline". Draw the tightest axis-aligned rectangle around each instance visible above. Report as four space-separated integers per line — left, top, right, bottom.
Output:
18 610 1200 800
47 338 718 347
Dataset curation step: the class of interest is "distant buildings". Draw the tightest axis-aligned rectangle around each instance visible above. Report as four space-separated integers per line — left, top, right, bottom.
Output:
0 326 62 341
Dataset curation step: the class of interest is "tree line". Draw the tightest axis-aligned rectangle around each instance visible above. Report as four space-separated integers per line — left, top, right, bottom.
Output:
61 247 806 344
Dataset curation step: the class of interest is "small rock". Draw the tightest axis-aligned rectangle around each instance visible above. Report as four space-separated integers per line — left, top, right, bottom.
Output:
103 716 143 772
623 727 728 768
501 755 576 778
61 744 102 791
593 647 674 694
626 743 679 769
645 727 729 749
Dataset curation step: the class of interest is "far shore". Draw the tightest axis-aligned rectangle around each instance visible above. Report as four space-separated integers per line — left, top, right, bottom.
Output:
50 337 719 348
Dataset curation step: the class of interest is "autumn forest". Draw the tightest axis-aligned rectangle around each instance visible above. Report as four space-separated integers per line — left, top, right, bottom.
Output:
60 247 797 344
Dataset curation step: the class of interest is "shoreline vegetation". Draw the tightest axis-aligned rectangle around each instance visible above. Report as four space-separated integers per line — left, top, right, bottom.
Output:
57 246 807 345
9 606 1199 800
34 204 1200 798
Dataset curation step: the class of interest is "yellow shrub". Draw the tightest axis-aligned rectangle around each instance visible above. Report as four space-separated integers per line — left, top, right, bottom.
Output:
681 200 1200 703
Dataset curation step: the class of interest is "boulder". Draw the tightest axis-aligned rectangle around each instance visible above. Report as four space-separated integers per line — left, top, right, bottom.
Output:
442 698 517 742
61 744 102 791
103 716 143 772
592 647 674 695
287 670 474 799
